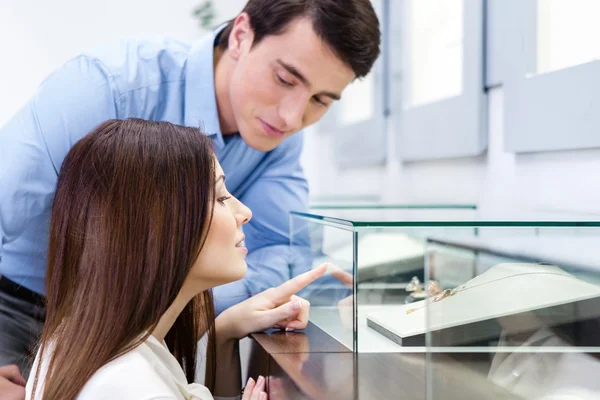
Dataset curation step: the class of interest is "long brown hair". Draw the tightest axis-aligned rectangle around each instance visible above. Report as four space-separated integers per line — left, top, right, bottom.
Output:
32 119 218 399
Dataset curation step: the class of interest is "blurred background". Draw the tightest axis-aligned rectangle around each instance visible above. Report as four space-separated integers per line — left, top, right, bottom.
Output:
2 0 600 218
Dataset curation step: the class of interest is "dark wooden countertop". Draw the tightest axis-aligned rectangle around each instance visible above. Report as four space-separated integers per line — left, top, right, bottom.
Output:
247 322 521 400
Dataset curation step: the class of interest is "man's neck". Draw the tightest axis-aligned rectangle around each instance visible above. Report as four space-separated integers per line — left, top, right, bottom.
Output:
213 46 238 136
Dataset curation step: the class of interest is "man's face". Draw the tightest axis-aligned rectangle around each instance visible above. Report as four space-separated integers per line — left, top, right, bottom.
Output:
227 16 356 152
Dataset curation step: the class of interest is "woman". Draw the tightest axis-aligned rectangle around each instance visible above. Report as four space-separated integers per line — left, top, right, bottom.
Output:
0 364 25 400
26 119 325 400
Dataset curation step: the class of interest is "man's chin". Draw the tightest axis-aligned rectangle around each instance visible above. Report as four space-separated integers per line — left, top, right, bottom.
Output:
239 131 281 152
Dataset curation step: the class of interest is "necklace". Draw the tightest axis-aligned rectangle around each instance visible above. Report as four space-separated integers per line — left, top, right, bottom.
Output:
405 271 575 315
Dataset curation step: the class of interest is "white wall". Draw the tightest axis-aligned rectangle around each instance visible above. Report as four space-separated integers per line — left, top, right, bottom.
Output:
306 86 600 217
0 0 246 126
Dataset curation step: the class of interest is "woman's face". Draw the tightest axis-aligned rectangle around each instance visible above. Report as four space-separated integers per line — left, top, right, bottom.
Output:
189 159 252 288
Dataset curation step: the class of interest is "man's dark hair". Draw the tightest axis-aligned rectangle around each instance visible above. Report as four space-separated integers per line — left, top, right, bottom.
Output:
218 0 381 79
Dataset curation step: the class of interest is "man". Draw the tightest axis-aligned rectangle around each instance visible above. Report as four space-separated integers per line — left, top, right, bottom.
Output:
0 0 380 377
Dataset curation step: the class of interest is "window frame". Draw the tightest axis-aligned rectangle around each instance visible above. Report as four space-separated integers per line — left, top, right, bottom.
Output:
490 0 600 153
321 0 388 169
392 0 488 161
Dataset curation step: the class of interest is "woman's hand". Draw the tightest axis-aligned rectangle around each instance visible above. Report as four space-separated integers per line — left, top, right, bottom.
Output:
216 264 328 341
0 365 26 400
242 376 267 400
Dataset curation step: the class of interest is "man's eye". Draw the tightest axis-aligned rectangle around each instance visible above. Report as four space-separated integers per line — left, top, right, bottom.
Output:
313 97 328 107
277 75 293 87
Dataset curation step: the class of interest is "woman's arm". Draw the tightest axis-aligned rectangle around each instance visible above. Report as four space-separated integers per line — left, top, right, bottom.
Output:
212 319 242 398
210 266 326 398
212 330 267 400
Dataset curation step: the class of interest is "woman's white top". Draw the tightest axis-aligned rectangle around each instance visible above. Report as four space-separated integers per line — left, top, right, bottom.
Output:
26 335 238 400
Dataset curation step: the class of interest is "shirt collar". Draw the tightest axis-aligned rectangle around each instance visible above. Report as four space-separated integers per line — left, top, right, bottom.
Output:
184 25 227 152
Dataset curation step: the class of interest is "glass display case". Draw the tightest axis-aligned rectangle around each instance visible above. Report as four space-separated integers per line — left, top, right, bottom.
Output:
290 210 600 399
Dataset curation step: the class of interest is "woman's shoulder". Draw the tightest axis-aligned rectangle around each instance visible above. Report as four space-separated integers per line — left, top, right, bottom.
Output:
77 343 181 400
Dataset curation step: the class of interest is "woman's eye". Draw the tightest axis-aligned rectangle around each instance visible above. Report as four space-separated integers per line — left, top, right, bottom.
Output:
217 196 231 205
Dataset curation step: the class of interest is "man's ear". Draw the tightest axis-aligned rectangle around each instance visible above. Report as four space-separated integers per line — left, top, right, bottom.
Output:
228 13 254 61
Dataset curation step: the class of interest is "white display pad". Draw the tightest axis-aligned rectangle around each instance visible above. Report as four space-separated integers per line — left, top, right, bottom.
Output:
309 306 407 353
367 263 600 343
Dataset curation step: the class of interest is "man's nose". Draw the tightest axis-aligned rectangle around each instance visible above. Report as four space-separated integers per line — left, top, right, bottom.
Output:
279 94 308 132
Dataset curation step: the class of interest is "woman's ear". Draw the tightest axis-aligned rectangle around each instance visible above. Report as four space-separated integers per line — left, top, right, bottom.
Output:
227 13 254 61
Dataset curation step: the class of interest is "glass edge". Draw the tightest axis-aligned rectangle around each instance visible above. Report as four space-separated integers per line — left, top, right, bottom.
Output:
290 212 600 227
308 204 478 210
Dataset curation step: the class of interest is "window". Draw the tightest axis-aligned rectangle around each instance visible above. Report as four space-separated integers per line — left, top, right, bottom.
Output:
494 0 600 152
409 0 464 107
339 74 375 125
536 0 600 75
393 0 486 161
323 0 386 168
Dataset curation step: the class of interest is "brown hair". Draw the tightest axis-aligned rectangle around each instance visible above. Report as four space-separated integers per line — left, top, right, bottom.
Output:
218 0 381 78
32 119 218 399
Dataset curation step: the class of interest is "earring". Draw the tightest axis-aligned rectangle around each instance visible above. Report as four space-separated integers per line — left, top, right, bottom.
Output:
405 276 422 292
426 280 442 297
406 276 427 301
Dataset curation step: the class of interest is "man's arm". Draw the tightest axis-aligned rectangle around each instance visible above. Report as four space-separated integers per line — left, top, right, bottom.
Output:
0 56 118 272
212 133 312 314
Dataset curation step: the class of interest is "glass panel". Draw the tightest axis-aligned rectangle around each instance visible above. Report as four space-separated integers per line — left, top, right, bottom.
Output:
307 205 477 227
291 210 600 397
310 204 477 210
423 227 600 399
407 0 464 107
536 0 600 74
290 214 356 351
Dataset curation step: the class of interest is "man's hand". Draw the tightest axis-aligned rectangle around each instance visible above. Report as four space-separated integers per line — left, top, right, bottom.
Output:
216 264 328 340
0 365 26 400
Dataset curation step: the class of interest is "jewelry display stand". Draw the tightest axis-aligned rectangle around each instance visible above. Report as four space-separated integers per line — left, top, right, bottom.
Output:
367 263 600 346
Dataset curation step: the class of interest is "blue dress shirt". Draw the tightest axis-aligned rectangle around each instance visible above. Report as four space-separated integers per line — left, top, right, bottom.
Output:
0 28 310 314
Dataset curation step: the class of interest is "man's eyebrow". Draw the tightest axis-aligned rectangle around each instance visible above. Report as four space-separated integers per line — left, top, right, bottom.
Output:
276 58 341 101
277 59 309 86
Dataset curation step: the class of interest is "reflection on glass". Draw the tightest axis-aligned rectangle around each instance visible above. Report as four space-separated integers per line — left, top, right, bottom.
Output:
488 327 600 399
537 0 600 74
339 72 374 125
408 0 464 107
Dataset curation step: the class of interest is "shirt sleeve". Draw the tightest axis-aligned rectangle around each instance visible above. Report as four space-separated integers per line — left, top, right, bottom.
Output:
0 55 119 266
212 132 312 314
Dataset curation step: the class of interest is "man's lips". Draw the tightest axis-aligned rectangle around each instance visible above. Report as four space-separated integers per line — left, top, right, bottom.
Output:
259 119 285 138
